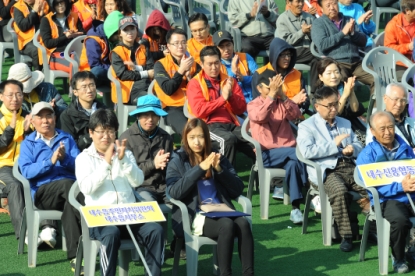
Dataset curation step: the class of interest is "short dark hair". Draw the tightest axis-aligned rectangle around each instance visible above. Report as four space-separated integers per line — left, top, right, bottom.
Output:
188 12 208 27
166 28 188 43
0 80 23 94
88 109 119 131
401 0 415 12
71 71 97 89
200 46 221 63
318 0 335 9
314 86 338 102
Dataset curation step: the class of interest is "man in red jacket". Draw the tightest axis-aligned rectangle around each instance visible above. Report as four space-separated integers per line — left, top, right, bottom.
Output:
187 46 255 164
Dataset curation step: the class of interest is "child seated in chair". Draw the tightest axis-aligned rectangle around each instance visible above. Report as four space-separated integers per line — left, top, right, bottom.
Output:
38 0 84 75
75 108 164 276
247 69 307 224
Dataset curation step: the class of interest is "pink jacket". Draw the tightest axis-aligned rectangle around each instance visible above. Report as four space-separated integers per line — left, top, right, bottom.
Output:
247 96 301 150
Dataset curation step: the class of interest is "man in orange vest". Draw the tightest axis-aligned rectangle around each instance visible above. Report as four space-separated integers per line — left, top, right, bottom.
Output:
12 0 50 70
154 28 200 134
187 13 213 65
187 46 255 164
213 30 257 103
251 37 311 115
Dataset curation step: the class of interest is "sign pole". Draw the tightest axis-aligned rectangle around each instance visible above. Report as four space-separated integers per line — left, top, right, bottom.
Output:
126 224 153 276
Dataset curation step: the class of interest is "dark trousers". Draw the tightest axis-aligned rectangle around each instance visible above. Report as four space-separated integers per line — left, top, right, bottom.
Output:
262 147 307 204
34 178 82 259
90 66 111 87
241 35 274 59
0 166 25 238
164 106 187 135
89 223 164 276
324 160 368 238
208 123 256 165
20 41 41 71
337 61 375 94
203 216 254 276
381 200 414 261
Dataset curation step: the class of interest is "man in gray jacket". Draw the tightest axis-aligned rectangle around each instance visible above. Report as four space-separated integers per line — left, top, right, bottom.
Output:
311 0 374 94
228 0 278 58
366 83 415 146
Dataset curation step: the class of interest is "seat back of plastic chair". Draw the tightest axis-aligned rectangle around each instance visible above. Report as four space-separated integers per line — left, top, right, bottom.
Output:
163 0 190 38
64 35 86 76
33 30 51 79
7 19 21 62
12 162 35 214
374 32 384 47
240 118 265 176
2 24 12 42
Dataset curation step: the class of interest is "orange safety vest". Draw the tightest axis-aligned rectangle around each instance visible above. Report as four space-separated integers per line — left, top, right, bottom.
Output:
187 35 213 65
256 63 302 99
73 0 102 25
188 71 240 126
220 52 250 76
110 44 147 103
153 54 198 108
38 12 79 65
79 35 108 71
0 0 10 21
11 0 50 50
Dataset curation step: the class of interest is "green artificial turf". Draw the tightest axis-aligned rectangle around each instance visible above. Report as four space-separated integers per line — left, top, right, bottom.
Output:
0 0 396 275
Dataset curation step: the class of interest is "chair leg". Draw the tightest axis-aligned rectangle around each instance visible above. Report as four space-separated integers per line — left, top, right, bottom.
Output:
260 174 271 220
62 226 67 251
119 249 131 276
18 207 27 254
74 235 83 276
84 241 99 276
247 165 256 200
171 238 183 276
28 214 41 267
378 220 390 275
185 243 199 276
321 198 332 246
283 180 290 206
302 190 312 235
212 245 219 275
359 216 371 262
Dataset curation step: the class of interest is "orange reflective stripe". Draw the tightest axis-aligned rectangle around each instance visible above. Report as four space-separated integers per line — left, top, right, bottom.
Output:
187 36 213 65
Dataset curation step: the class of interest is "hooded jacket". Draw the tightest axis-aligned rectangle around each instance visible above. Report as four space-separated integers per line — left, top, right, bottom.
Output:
356 134 415 205
18 129 80 200
58 98 106 152
80 21 110 71
251 38 303 101
143 9 171 61
384 13 415 62
119 121 174 194
166 149 244 238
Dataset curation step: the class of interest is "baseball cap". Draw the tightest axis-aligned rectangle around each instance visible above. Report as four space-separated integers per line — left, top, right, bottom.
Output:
119 16 138 31
256 69 277 87
212 30 233 46
31 102 54 116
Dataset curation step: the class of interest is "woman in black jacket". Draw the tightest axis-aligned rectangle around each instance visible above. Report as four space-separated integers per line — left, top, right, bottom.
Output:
166 118 254 276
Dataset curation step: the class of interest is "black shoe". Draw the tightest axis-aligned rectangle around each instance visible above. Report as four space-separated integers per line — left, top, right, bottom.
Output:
340 238 353 252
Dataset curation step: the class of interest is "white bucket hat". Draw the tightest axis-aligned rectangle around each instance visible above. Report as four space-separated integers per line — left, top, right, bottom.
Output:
7 63 45 93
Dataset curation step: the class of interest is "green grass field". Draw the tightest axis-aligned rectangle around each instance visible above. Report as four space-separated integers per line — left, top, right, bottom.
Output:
0 1 394 275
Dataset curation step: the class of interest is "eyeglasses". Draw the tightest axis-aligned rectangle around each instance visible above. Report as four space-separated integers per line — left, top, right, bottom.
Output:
317 102 339 109
3 93 23 99
386 94 407 105
93 129 116 137
169 41 187 47
279 53 292 58
191 26 207 34
76 83 96 91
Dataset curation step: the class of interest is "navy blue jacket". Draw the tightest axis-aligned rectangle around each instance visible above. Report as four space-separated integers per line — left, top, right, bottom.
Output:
85 22 110 71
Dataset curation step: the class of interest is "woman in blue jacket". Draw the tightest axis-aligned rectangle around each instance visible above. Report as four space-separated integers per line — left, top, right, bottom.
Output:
166 118 254 276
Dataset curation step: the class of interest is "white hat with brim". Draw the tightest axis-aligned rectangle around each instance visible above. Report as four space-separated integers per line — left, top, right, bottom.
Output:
7 63 45 93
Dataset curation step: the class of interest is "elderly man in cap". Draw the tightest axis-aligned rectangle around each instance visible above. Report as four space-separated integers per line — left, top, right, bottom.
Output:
357 111 415 274
7 63 67 117
18 101 83 272
76 108 164 276
120 95 173 204
248 69 307 224
213 30 257 104
366 83 415 147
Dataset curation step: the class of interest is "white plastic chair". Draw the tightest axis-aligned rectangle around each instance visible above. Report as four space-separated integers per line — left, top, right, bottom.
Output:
241 118 290 220
353 168 415 275
295 146 362 246
33 30 69 86
374 31 385 47
294 63 312 94
167 192 252 276
13 162 66 268
0 25 13 81
107 66 136 134
362 47 413 120
63 35 86 76
7 18 32 64
370 0 400 35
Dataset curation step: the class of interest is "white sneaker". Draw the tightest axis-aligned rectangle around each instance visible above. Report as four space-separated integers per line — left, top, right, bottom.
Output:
25 233 43 247
40 227 57 248
272 187 284 200
311 196 321 213
290 209 304 224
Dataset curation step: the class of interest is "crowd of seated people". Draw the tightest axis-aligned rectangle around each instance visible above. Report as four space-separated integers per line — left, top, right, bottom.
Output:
3 0 415 275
